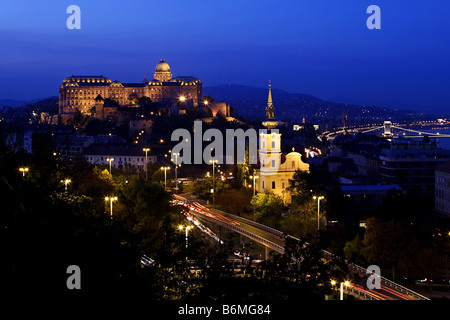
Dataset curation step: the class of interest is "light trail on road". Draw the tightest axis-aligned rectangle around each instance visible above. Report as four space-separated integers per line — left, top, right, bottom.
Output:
172 194 428 301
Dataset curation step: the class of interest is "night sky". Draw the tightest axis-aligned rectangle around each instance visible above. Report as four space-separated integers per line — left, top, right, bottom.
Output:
0 1 449 112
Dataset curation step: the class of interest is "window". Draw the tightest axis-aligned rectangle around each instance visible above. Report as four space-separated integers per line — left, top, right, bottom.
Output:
272 141 275 148
272 160 275 167
272 181 276 189
282 182 285 189
262 181 265 189
292 160 295 168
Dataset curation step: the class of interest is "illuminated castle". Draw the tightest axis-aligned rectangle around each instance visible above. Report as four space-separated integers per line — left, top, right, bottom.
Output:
58 58 204 117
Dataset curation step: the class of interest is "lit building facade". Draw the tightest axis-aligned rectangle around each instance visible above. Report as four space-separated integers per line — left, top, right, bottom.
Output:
58 58 203 116
83 144 157 174
257 82 309 203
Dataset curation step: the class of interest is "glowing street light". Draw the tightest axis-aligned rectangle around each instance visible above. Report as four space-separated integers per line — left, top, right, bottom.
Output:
209 159 218 207
160 166 170 190
61 178 71 191
172 152 180 193
179 96 186 102
105 196 118 219
143 148 150 180
19 167 29 178
313 195 325 236
178 224 193 260
331 280 350 300
106 158 115 176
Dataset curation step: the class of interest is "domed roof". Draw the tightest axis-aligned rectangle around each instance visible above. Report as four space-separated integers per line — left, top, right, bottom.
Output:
155 58 171 72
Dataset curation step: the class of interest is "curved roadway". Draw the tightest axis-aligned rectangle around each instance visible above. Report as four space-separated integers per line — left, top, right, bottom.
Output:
173 195 429 301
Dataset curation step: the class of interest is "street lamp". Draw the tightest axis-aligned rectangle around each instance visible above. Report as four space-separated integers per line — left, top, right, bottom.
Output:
143 148 150 180
209 159 218 206
172 152 179 193
313 195 325 235
19 167 29 178
178 224 193 260
62 179 71 191
249 175 259 214
160 166 170 190
331 280 350 300
106 158 115 176
105 196 118 220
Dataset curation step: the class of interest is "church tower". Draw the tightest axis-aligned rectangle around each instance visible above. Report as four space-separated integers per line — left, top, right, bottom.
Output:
257 81 310 202
259 81 282 187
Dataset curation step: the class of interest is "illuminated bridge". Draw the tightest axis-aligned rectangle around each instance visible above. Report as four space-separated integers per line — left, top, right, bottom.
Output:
323 120 450 141
361 121 450 139
173 194 430 301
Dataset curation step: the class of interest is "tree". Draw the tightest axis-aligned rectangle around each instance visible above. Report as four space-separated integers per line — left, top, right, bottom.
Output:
215 188 253 216
281 199 318 241
250 192 283 228
119 178 174 254
343 234 363 264
361 217 405 281
194 176 229 201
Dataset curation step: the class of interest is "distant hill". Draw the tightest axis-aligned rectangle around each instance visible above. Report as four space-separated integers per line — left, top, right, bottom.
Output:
0 97 58 109
1 85 438 127
204 84 321 102
25 96 59 113
203 83 437 125
0 99 29 107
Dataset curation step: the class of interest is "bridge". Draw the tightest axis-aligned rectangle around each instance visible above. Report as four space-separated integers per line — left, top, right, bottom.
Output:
173 194 430 301
361 121 450 139
323 120 450 141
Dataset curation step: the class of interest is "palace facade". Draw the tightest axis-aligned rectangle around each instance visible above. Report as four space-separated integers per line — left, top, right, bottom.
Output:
58 58 203 117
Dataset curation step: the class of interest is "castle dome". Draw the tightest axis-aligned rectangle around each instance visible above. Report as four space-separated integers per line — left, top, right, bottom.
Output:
155 58 171 73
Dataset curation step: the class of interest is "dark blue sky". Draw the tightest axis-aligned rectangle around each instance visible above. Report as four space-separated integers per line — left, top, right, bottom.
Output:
0 1 449 112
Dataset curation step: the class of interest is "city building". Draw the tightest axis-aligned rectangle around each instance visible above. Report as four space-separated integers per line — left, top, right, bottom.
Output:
257 82 309 203
58 58 230 124
435 160 450 216
83 144 157 174
379 140 450 195
58 58 204 116
341 184 403 210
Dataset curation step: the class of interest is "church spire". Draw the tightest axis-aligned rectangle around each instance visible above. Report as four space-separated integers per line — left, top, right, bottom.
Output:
263 80 278 130
267 80 273 109
266 80 275 120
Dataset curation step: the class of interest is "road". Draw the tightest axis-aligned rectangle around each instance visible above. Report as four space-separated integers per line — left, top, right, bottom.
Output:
173 194 429 301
